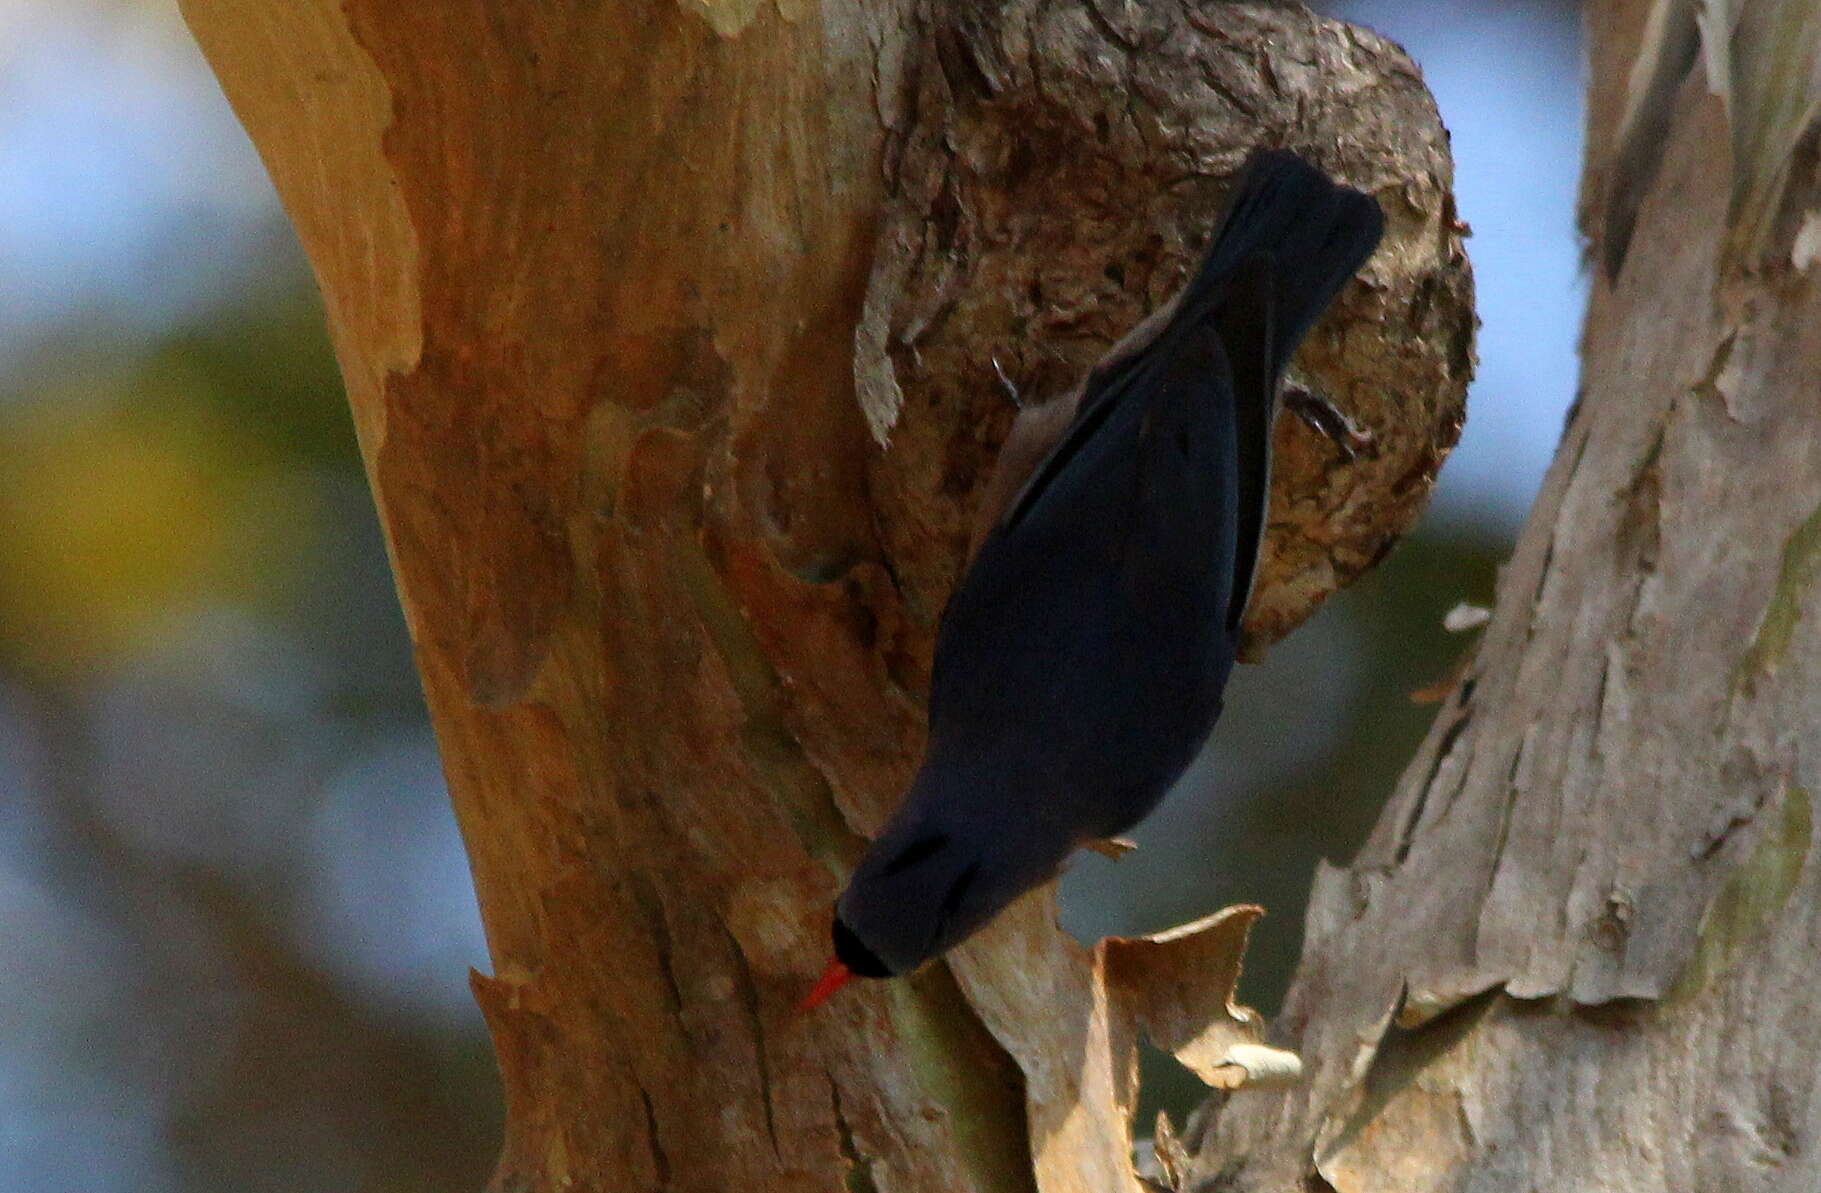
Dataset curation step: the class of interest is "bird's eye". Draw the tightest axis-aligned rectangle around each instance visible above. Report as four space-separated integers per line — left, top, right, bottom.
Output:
933 861 980 935
832 916 895 978
880 831 948 876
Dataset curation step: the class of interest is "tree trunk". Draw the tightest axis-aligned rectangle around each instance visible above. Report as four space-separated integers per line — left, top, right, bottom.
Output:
177 2 1469 1190
1196 3 1821 1190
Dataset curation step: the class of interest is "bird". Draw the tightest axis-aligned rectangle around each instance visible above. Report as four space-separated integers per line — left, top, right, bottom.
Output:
802 149 1385 1010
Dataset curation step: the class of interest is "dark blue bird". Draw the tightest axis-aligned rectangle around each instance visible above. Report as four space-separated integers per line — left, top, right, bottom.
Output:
805 150 1384 1007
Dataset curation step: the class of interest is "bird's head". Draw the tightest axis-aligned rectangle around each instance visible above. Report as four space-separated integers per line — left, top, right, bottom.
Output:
797 913 896 1011
798 792 1071 1011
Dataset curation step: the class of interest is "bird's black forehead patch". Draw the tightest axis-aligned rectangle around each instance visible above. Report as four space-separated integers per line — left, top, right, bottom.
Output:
832 915 895 978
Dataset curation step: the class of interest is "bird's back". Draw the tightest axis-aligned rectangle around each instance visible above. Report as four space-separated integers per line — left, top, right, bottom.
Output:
831 151 1384 979
926 305 1245 840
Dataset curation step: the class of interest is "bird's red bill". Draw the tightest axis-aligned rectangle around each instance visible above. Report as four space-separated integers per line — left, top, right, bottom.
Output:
798 957 854 1012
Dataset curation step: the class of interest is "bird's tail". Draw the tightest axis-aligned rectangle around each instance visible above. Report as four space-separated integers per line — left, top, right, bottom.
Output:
1183 149 1384 373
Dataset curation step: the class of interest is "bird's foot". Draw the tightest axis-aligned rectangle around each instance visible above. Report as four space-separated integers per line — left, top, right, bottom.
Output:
1284 385 1374 461
1410 649 1475 705
1085 837 1138 860
992 356 1025 410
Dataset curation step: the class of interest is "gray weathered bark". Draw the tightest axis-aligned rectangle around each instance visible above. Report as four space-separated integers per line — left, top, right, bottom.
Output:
1194 3 1821 1189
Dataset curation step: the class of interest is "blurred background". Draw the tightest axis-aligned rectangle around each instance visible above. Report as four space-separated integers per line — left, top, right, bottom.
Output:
0 0 1581 1188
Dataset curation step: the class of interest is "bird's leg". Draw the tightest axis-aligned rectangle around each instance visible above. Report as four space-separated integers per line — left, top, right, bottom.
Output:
1084 837 1138 860
1283 384 1374 461
992 356 1025 410
1409 647 1476 705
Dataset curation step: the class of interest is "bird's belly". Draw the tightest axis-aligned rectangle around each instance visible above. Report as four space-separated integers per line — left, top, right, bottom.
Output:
1071 650 1229 837
963 610 1232 842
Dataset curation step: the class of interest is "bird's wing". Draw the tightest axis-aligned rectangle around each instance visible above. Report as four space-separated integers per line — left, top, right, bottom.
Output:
1213 253 1278 632
982 253 1271 627
994 352 1157 539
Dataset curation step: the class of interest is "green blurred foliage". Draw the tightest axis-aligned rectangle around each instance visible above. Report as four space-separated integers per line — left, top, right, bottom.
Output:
0 275 503 1191
0 291 351 678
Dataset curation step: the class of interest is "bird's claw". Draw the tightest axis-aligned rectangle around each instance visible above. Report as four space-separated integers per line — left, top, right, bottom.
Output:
1284 386 1374 461
992 356 1024 410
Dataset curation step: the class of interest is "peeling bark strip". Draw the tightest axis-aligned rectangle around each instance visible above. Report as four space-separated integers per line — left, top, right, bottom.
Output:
1200 2 1821 1190
180 2 1465 1190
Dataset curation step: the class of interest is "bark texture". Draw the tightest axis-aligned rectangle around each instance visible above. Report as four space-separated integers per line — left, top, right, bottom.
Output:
1194 3 1821 1190
179 2 1467 1191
